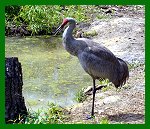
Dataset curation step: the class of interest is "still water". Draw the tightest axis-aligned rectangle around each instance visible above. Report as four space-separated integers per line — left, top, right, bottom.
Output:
5 36 92 111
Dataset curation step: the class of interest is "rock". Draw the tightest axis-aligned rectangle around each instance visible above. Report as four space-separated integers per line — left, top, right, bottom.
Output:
105 9 113 14
98 109 104 114
103 95 120 104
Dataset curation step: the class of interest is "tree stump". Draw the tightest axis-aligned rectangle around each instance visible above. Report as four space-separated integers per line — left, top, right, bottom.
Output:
5 57 27 124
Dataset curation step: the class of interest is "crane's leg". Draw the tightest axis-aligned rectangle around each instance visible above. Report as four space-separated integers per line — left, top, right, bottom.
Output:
91 79 96 117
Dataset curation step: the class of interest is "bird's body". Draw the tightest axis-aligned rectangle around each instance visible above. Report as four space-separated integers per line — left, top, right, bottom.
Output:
54 17 129 117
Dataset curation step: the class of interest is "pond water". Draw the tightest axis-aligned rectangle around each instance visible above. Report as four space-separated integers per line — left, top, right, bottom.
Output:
5 36 92 111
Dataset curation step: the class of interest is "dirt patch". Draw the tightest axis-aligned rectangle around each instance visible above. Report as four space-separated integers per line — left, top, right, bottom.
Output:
67 65 145 124
66 6 145 124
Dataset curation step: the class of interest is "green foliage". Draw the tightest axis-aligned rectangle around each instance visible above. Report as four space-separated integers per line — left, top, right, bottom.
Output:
5 5 21 19
75 88 87 103
128 61 144 70
84 30 98 37
100 79 113 92
100 116 109 124
5 5 21 27
99 79 109 85
25 103 67 124
96 14 109 19
19 5 61 34
5 5 88 35
6 114 26 124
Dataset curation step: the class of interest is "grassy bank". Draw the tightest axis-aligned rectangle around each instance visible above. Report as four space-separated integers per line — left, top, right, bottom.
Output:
5 5 90 36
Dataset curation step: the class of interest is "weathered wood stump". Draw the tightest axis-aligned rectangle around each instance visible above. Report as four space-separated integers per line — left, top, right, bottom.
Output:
5 57 27 124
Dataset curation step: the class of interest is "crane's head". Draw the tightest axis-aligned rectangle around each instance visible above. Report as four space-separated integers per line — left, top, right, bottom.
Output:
53 18 75 35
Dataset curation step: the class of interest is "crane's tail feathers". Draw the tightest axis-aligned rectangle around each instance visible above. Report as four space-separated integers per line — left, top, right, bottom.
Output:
115 58 129 88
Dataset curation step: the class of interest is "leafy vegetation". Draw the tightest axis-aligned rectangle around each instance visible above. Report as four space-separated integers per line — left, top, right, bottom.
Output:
75 88 87 103
5 5 143 36
25 103 68 124
8 103 68 124
100 116 109 124
99 79 113 92
5 5 21 19
5 5 89 35
128 61 144 70
84 30 98 37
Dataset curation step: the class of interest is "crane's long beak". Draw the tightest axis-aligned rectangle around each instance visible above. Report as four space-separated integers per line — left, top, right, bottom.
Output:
53 24 63 36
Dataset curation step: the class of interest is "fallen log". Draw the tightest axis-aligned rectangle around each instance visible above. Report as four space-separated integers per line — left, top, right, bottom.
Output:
84 85 107 95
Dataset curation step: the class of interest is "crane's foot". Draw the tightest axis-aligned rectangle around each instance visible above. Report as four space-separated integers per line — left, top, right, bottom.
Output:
86 114 95 120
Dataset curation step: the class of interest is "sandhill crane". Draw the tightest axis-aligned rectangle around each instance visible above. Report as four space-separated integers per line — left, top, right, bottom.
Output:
53 17 129 117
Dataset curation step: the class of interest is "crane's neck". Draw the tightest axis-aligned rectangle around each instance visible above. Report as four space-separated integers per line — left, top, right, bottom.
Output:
63 21 75 40
62 21 79 56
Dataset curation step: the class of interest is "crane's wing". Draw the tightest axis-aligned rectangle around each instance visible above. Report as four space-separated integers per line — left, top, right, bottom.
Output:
87 46 118 64
80 39 119 64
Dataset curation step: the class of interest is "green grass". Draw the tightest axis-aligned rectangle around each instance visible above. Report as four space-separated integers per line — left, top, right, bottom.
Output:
128 61 144 70
25 103 68 124
99 116 109 124
8 103 68 124
84 30 98 37
5 5 90 35
75 88 87 103
99 79 113 92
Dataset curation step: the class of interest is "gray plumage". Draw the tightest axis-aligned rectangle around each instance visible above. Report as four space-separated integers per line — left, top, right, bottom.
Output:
54 17 129 117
